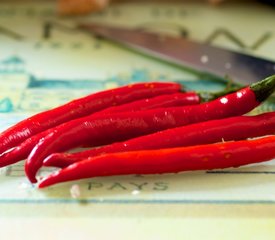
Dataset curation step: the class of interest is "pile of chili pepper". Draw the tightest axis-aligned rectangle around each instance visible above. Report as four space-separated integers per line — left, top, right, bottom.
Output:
0 75 275 188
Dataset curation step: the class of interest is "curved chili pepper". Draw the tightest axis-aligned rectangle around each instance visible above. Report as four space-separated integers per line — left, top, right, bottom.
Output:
0 91 199 167
98 92 201 113
26 75 275 183
44 111 275 168
38 134 275 188
0 82 182 154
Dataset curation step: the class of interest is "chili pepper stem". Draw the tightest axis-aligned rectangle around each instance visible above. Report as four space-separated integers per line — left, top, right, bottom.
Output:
250 75 275 102
187 75 275 103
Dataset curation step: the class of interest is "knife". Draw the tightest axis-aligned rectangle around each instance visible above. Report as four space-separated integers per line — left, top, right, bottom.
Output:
78 23 275 85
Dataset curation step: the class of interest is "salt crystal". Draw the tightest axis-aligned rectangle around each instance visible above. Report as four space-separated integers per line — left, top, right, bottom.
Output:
131 190 140 195
70 184 81 198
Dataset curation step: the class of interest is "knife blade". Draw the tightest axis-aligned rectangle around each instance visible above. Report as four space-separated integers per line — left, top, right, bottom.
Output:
78 23 275 85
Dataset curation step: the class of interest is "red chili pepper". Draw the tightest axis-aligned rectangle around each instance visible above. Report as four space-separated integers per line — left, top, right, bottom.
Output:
44 111 275 168
100 92 201 114
26 75 275 183
0 82 182 154
0 91 200 167
38 134 275 188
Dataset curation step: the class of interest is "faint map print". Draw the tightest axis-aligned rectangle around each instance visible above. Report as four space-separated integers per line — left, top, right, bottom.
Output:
0 55 229 113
